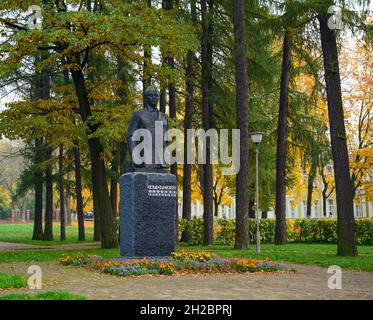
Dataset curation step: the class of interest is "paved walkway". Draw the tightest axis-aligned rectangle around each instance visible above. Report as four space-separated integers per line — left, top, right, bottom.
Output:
0 241 101 251
0 261 372 300
0 242 46 251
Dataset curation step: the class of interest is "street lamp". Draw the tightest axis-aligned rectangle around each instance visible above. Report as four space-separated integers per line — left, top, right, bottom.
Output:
250 132 263 253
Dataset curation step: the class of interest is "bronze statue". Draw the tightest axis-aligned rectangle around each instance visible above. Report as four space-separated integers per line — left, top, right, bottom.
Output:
127 86 169 172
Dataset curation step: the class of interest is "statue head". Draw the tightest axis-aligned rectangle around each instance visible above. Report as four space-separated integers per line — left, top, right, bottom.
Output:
144 86 159 108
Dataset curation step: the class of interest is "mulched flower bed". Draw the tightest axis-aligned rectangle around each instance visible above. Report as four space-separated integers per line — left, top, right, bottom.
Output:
60 250 291 277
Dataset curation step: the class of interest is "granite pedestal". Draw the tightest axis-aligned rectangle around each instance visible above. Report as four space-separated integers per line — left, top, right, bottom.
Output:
120 172 176 257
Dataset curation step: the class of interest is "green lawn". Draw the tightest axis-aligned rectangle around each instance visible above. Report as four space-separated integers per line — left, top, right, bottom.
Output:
0 272 27 289
185 244 373 272
0 291 85 300
0 223 94 245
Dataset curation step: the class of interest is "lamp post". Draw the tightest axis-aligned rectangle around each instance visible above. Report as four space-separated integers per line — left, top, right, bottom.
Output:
250 132 263 253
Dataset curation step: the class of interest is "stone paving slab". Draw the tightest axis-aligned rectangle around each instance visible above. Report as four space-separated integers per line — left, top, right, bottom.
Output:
0 261 372 300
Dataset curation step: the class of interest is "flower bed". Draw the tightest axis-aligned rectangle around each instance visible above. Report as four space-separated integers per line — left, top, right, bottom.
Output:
60 250 290 277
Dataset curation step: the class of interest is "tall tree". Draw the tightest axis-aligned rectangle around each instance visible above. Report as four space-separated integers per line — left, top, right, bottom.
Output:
201 0 214 245
58 144 66 241
306 157 317 217
110 148 119 217
32 138 44 240
275 31 292 245
73 139 85 241
319 151 335 217
181 0 197 243
143 0 153 104
163 0 179 243
318 11 357 256
233 0 249 248
43 145 54 241
42 59 53 241
31 54 50 240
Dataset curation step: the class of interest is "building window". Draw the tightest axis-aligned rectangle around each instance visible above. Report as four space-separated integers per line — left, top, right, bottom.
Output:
327 199 335 217
313 201 319 218
355 203 362 217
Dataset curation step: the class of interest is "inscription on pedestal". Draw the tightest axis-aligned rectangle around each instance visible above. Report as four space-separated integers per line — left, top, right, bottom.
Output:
147 185 177 197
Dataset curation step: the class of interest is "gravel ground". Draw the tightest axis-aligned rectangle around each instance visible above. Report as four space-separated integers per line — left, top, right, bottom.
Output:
0 261 372 300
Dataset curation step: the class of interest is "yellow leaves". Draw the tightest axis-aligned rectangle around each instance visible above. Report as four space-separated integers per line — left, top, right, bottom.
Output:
87 78 122 102
340 40 373 197
0 96 76 143
0 185 11 207
64 63 82 72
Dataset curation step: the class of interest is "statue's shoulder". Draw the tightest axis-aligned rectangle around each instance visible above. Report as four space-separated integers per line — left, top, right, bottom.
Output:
132 108 145 118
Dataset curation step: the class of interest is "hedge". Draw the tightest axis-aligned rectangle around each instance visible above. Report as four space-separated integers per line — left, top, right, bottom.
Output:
178 218 373 246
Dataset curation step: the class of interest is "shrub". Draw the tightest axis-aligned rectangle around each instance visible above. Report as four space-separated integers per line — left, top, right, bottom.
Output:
179 217 204 245
216 219 235 245
179 218 373 245
355 218 373 245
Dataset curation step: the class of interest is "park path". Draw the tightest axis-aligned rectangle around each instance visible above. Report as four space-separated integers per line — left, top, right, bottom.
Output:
0 242 46 251
0 261 372 300
0 241 100 252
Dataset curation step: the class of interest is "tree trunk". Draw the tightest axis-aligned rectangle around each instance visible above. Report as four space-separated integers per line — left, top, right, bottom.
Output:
159 85 166 114
233 0 249 248
65 193 72 226
306 162 316 217
181 13 194 242
275 32 292 245
318 14 357 256
32 54 50 240
43 146 53 241
58 144 66 241
201 0 214 245
214 200 219 218
110 147 119 217
93 186 101 241
262 211 268 219
89 138 117 248
73 140 85 241
116 58 130 176
32 139 44 240
71 69 117 248
322 191 327 217
142 0 152 102
163 0 179 244
181 1 196 243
